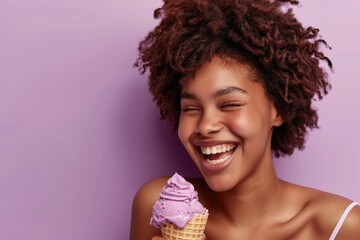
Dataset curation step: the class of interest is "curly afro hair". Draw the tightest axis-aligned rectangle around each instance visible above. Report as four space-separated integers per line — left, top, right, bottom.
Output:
134 0 332 157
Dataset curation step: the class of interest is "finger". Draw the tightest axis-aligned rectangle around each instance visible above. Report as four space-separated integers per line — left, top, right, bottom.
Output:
150 236 166 240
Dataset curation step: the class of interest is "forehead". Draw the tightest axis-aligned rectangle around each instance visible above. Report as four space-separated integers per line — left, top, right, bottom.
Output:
181 57 257 92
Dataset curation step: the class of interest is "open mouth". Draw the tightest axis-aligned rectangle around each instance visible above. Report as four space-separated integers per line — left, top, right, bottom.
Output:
200 144 237 165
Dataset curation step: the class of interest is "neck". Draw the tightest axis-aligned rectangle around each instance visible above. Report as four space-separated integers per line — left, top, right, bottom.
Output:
211 162 284 226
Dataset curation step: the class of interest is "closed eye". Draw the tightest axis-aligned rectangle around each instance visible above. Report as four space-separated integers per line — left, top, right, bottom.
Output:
220 102 243 110
181 105 200 113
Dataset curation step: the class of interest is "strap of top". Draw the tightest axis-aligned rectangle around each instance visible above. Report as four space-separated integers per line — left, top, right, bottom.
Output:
329 202 359 240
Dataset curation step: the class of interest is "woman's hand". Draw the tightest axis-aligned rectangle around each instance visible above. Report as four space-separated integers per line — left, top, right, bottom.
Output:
150 234 206 240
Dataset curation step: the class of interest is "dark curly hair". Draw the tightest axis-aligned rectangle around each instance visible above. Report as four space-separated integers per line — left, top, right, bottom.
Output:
134 0 332 157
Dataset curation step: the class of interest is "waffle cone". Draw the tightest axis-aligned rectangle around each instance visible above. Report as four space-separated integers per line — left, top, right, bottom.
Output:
160 209 208 240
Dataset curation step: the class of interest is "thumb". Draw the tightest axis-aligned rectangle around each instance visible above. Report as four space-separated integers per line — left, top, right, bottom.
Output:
201 233 206 240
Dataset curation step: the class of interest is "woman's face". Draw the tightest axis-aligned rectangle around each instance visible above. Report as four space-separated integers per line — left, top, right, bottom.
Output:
178 57 282 192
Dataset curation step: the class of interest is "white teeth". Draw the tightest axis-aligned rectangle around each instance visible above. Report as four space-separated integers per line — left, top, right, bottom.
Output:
206 155 231 165
200 144 237 165
205 148 211 155
201 144 236 155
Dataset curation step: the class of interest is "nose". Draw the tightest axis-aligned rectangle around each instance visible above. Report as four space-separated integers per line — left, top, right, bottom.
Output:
196 109 223 136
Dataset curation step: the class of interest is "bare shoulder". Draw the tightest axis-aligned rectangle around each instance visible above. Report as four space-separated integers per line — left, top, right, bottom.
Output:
322 197 360 240
291 183 360 239
334 202 360 239
130 176 169 240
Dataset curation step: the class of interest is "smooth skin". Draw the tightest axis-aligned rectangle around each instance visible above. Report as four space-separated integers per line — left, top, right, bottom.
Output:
130 57 360 240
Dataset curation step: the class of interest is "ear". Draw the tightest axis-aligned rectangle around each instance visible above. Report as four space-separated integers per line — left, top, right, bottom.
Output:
273 114 284 127
270 103 283 127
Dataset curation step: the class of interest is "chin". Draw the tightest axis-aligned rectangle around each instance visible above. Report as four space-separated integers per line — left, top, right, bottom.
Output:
201 173 237 192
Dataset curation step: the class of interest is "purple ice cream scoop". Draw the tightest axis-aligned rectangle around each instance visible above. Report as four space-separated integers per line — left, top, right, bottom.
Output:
150 173 206 229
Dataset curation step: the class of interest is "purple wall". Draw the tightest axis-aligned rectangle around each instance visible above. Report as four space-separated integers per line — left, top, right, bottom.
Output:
0 0 359 239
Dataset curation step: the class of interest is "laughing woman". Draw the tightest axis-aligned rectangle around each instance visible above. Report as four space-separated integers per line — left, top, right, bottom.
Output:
130 0 360 239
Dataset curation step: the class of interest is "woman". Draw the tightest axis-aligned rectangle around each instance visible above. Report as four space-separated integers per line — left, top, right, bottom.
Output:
130 0 360 239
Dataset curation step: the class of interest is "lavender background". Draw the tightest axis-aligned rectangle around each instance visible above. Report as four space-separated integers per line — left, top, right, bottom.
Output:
1 0 359 239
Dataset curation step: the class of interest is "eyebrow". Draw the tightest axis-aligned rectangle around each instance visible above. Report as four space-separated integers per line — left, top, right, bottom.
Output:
180 86 247 99
213 86 247 98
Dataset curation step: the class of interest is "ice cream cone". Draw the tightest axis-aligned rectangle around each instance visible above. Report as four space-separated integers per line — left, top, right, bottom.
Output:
160 209 208 240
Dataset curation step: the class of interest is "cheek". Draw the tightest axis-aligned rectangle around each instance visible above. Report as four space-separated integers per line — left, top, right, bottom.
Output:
227 112 253 133
177 127 185 145
226 111 265 138
177 116 191 144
